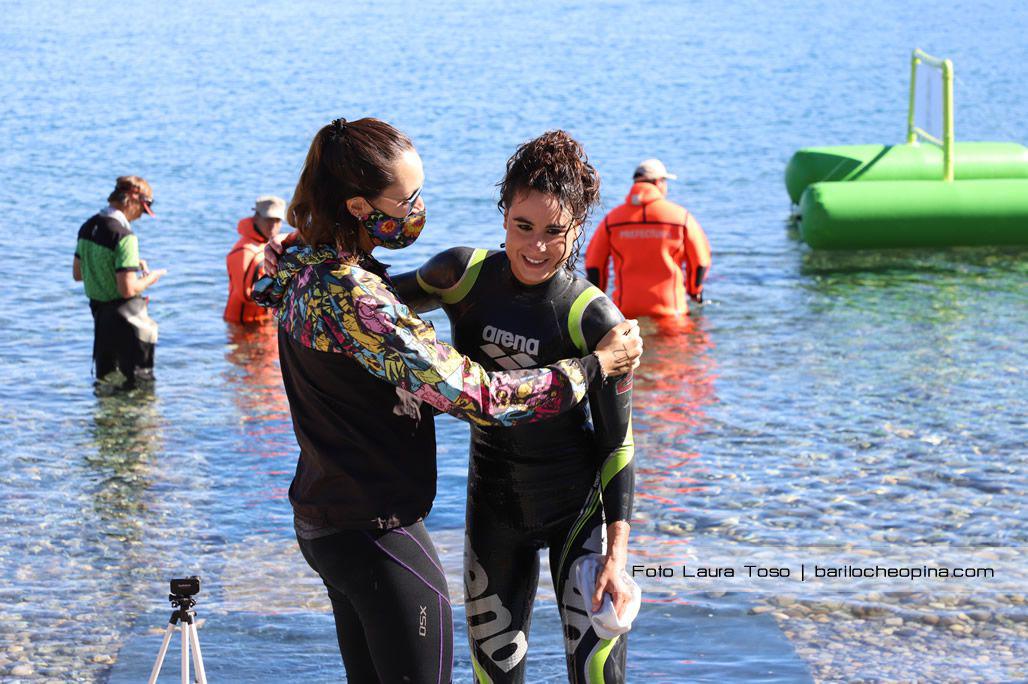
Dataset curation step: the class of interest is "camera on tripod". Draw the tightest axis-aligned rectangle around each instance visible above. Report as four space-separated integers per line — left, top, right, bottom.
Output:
170 576 200 598
149 575 207 684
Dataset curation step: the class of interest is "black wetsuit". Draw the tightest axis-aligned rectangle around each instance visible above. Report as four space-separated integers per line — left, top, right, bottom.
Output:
396 248 635 684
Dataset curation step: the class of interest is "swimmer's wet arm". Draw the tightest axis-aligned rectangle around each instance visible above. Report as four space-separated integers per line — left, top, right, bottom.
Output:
590 375 635 524
390 270 435 312
328 265 600 428
583 296 635 606
582 295 635 524
391 247 479 312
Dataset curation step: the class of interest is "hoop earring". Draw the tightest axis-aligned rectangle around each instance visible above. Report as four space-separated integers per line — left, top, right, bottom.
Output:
500 242 505 248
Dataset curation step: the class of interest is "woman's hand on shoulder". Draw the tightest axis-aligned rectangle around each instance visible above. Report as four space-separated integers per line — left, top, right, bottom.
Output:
263 231 300 277
594 319 642 377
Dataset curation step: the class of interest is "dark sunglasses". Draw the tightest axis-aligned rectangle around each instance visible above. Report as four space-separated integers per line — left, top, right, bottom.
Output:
400 186 422 217
372 186 423 219
135 192 156 216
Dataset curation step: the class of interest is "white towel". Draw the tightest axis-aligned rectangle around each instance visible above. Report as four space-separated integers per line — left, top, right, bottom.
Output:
571 554 642 640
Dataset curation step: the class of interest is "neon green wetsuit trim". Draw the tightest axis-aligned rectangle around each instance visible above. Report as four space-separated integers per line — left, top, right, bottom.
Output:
568 286 605 354
416 247 489 304
587 635 619 683
600 416 634 489
555 488 601 584
471 651 494 683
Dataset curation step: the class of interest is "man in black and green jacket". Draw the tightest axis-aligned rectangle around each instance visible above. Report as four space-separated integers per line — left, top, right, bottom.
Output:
73 176 165 389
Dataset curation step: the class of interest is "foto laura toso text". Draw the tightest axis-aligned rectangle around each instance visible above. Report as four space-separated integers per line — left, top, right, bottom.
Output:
631 564 997 580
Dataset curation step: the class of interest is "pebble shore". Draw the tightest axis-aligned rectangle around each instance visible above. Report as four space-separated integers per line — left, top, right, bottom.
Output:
754 591 1027 682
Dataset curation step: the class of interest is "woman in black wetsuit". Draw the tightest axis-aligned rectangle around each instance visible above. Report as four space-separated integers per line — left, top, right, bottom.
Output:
395 131 635 683
253 119 641 684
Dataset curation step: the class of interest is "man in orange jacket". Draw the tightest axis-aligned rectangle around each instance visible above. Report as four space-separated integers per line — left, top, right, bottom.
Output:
225 195 286 323
585 159 711 327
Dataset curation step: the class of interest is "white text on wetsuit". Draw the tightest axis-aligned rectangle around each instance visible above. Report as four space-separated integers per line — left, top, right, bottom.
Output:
482 325 540 356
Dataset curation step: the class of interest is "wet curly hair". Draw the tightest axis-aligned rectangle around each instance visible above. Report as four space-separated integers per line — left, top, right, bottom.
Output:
497 130 601 271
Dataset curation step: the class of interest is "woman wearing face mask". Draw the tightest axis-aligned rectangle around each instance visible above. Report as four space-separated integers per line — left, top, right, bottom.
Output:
393 131 635 683
252 118 641 684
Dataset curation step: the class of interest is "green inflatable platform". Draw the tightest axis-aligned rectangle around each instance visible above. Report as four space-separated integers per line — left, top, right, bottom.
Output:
800 179 1028 249
787 50 1028 250
785 142 1028 205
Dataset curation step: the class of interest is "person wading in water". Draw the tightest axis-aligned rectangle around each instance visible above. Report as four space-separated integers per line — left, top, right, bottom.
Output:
73 175 165 391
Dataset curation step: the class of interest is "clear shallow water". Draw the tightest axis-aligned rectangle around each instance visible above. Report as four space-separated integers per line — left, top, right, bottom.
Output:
2 1 1026 681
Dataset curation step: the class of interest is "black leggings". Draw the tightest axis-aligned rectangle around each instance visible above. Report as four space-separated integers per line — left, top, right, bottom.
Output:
464 479 628 683
297 522 453 683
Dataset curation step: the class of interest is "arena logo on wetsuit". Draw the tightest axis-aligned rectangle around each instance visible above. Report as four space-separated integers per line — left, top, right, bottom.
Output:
465 548 528 672
480 325 540 370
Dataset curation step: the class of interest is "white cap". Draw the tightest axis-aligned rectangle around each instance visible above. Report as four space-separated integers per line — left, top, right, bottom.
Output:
254 195 287 220
633 158 677 181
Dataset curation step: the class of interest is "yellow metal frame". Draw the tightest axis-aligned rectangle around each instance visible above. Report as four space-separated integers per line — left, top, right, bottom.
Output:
907 48 955 181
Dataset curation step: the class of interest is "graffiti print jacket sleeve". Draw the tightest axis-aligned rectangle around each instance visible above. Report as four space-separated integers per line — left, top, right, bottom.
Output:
253 245 599 428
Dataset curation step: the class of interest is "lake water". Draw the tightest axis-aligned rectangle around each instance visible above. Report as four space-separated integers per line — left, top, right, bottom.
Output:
1 1 1025 681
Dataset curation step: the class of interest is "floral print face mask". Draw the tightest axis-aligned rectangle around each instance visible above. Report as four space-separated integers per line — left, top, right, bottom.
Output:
360 208 426 249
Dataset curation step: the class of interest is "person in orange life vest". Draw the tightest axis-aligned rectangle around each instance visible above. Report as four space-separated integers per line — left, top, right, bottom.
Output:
224 195 286 323
585 159 711 324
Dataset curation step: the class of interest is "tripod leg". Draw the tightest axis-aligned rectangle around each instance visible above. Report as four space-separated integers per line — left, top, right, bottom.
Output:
147 622 178 684
182 622 190 684
188 622 208 684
